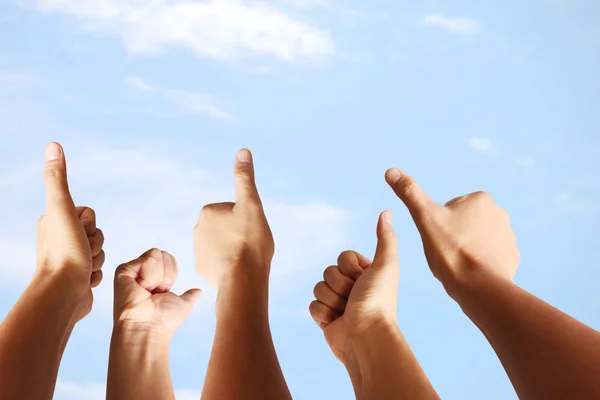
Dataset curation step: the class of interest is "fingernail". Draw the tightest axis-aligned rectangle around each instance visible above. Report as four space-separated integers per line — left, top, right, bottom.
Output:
45 143 61 161
387 168 402 184
383 210 393 225
237 149 252 164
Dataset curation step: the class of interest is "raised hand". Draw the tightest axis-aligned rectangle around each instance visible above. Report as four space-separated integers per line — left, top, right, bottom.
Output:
195 149 291 400
310 211 399 362
108 249 201 400
193 149 274 292
36 142 106 321
113 249 201 335
310 212 439 399
0 142 106 400
385 168 520 297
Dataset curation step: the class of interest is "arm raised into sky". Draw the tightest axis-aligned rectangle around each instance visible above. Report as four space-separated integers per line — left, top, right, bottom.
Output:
107 249 201 400
194 149 292 400
0 143 106 400
310 212 440 400
386 168 600 400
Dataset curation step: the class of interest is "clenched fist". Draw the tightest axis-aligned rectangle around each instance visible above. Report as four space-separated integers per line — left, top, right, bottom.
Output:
193 149 274 290
113 249 201 337
310 211 400 363
36 143 105 322
385 168 520 297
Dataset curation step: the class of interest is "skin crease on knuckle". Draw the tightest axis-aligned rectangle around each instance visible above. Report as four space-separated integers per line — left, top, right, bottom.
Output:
43 166 63 180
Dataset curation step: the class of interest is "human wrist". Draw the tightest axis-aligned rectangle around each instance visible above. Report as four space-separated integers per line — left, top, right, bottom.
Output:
29 268 83 320
111 323 172 357
215 262 271 319
445 267 517 325
344 316 400 368
35 261 90 297
219 255 271 287
437 258 513 302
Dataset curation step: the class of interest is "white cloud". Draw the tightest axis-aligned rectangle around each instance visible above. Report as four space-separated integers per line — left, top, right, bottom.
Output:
468 137 493 153
34 0 335 63
124 76 232 119
424 15 479 35
164 89 232 119
54 381 201 400
0 143 349 315
123 76 154 92
283 0 328 7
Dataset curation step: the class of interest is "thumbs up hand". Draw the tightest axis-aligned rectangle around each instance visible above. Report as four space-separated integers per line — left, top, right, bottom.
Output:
385 168 520 299
193 149 274 291
36 143 105 322
310 211 400 363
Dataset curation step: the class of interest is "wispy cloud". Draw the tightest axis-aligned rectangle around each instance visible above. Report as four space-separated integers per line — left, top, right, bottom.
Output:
424 15 479 35
35 0 335 63
468 137 493 153
123 76 154 92
164 89 232 119
0 143 350 315
283 0 329 7
123 76 232 119
514 156 535 168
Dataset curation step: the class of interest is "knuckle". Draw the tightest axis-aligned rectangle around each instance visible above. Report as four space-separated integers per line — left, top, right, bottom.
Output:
337 250 355 266
81 207 96 220
44 166 63 180
147 248 163 262
399 181 416 199
235 170 253 181
114 264 128 278
309 300 321 315
92 228 103 241
445 196 465 207
313 281 326 297
471 191 493 202
323 265 337 281
199 205 212 218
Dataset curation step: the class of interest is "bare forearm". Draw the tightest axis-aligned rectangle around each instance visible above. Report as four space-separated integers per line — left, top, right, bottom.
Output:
346 320 439 400
455 272 600 399
202 277 291 400
0 273 78 400
343 353 364 398
107 326 175 400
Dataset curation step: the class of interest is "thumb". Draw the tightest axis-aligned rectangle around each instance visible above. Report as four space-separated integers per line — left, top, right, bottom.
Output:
233 149 262 209
43 142 76 216
385 168 438 230
180 288 202 308
372 210 399 267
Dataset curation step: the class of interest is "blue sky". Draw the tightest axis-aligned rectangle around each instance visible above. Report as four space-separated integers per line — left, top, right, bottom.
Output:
1 0 599 399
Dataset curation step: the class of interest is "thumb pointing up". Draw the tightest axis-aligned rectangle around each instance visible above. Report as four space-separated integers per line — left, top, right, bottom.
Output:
233 148 263 210
43 142 76 217
372 210 400 267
